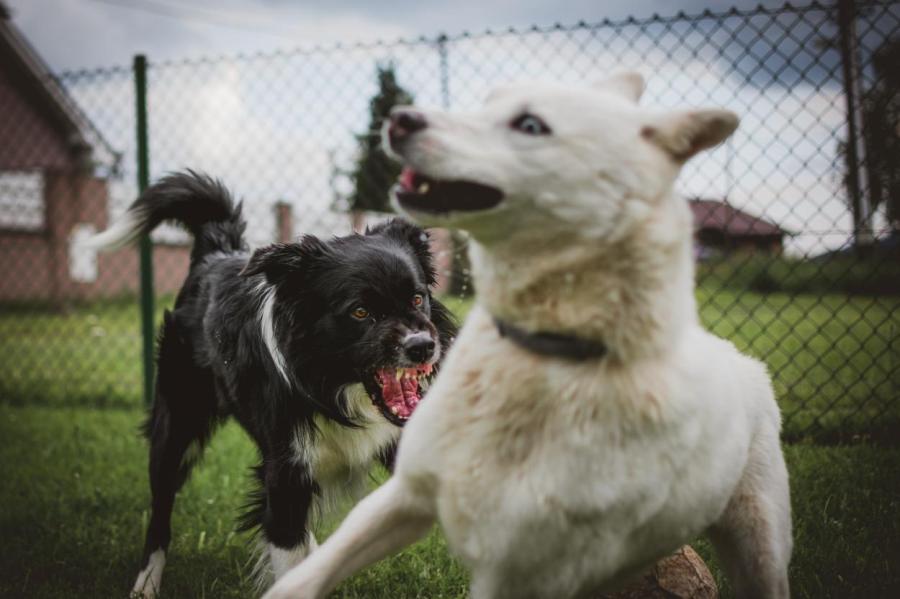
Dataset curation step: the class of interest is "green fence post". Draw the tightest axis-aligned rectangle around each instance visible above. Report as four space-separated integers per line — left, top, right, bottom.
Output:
134 54 154 406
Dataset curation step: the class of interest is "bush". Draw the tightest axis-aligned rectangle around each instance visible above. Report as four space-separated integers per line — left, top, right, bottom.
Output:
697 253 900 296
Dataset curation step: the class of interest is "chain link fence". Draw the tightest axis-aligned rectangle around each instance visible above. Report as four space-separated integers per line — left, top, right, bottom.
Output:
1 0 897 442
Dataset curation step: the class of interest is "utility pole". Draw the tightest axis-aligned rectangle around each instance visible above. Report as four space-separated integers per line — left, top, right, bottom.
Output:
837 0 874 251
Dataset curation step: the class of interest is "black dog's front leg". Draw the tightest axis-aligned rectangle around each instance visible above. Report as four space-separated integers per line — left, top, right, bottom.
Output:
250 453 320 584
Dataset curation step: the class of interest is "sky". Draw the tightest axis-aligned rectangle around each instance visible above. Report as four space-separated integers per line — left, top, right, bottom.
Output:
3 0 893 256
7 0 785 72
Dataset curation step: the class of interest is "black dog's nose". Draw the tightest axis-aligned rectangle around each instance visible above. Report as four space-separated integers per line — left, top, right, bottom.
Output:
403 334 435 363
388 109 427 145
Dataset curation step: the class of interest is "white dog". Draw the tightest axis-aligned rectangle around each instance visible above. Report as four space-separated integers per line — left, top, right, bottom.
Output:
264 73 792 599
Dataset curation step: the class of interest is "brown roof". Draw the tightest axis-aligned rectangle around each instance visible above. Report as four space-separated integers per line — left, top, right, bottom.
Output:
0 5 118 172
689 199 788 237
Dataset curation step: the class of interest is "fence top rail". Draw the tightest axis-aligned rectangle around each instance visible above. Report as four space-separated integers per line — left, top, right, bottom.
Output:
55 0 893 81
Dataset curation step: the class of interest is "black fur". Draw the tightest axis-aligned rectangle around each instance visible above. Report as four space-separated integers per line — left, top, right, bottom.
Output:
127 171 457 584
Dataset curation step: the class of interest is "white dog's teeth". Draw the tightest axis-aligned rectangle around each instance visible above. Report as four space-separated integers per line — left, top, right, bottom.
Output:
395 370 403 381
417 182 430 194
390 405 399 414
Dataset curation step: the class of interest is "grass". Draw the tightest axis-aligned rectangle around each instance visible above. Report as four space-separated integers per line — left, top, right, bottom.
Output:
696 288 899 441
0 295 176 409
2 286 897 441
0 404 898 598
697 253 900 298
0 283 898 596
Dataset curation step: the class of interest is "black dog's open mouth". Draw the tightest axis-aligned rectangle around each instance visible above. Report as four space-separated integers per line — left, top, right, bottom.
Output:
394 167 504 214
363 363 435 426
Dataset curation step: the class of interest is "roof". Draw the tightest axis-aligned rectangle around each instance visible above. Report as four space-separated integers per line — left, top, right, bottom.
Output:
0 4 119 172
689 199 788 237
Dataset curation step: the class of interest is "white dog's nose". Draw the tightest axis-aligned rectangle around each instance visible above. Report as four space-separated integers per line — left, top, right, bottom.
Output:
388 109 427 147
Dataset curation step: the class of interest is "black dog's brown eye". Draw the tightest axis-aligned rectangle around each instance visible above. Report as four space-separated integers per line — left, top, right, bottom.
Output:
412 294 424 307
351 307 369 320
511 113 551 135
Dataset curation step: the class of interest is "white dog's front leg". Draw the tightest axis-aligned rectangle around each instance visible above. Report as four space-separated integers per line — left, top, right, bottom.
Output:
261 477 435 599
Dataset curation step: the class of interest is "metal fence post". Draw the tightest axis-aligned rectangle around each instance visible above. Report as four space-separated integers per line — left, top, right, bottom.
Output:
133 54 154 406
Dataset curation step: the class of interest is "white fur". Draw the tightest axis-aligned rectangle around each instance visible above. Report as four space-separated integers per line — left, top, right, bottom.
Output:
306 385 400 480
253 533 319 590
131 549 165 598
258 284 290 385
264 75 791 599
293 384 401 515
82 208 146 251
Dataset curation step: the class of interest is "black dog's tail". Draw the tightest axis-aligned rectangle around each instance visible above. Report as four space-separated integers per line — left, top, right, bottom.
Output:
85 170 246 261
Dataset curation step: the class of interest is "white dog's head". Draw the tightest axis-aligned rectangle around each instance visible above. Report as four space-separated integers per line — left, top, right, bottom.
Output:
383 73 737 245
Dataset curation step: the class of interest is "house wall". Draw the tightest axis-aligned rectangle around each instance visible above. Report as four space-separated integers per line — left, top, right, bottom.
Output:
0 62 73 171
0 230 52 301
0 171 190 304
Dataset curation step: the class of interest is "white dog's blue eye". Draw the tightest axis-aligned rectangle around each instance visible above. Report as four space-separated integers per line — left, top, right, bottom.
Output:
511 113 551 135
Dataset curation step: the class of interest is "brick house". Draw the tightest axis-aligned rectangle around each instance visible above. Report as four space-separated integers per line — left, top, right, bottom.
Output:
689 198 789 258
0 5 197 304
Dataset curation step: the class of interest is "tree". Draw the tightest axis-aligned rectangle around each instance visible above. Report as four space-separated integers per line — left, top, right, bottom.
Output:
820 1 900 245
348 65 414 215
855 38 900 232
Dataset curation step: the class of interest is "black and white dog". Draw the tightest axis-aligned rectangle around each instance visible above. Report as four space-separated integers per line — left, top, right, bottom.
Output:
87 171 456 597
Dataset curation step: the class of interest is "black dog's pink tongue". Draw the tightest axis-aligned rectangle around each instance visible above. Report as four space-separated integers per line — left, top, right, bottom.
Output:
376 366 432 419
378 372 407 418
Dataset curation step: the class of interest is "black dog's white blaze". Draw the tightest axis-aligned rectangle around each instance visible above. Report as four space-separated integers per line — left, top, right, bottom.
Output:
86 171 457 596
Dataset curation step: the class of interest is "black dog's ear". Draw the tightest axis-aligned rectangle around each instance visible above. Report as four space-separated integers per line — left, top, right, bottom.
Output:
368 218 437 286
240 235 327 284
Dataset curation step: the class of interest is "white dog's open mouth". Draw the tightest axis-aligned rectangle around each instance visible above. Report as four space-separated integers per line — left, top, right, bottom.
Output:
394 167 504 214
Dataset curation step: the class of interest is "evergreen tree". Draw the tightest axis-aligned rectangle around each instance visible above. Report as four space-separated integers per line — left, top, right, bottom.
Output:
836 37 900 236
349 65 414 213
858 38 900 231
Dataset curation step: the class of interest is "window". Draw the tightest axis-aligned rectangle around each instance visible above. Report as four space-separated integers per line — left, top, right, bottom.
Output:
0 171 44 230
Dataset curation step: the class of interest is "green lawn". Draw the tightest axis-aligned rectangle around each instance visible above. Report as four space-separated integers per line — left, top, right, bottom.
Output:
0 405 897 598
1 288 897 441
696 289 899 442
1 287 898 597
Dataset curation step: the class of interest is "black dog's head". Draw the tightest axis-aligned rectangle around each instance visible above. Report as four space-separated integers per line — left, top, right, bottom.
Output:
241 219 457 426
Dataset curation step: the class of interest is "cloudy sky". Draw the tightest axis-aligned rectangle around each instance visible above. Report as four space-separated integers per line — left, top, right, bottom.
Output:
8 0 781 72
5 0 890 256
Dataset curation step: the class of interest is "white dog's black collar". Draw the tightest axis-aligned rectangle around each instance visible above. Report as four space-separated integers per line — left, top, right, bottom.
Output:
494 317 607 361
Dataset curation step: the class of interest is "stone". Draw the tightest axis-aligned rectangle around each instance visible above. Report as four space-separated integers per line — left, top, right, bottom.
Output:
594 545 718 599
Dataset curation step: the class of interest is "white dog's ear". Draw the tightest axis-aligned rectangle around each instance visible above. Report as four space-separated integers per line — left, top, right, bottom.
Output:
641 109 738 161
595 72 645 102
